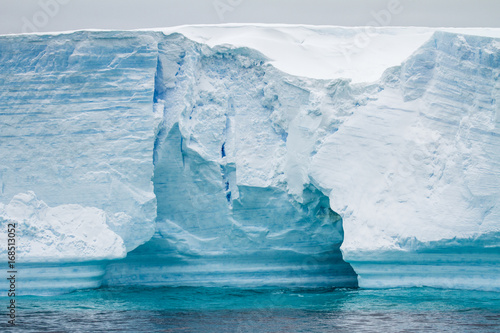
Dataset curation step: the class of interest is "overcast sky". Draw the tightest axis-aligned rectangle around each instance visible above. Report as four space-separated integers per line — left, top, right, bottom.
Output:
1 0 499 35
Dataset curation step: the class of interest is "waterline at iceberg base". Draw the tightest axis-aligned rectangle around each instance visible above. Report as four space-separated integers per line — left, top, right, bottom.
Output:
0 27 499 296
4 287 500 332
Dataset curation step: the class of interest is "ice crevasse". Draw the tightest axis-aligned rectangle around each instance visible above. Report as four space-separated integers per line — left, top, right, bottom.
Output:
0 27 499 295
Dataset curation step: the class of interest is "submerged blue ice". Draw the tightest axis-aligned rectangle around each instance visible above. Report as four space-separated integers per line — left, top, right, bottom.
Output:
0 29 499 295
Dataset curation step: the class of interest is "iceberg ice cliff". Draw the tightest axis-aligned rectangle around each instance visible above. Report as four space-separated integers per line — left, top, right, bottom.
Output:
0 31 158 294
309 31 500 291
0 27 499 294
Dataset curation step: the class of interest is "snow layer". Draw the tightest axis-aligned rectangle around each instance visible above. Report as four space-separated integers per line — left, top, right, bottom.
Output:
159 25 500 82
1 26 499 294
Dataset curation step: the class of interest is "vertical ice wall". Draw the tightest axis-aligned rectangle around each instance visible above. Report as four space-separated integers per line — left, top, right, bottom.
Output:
0 31 159 294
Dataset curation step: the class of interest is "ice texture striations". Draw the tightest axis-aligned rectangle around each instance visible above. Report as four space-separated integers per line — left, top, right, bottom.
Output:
0 28 499 294
0 31 158 294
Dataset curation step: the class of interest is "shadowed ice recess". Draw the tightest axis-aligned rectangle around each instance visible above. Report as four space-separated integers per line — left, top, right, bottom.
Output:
0 27 499 295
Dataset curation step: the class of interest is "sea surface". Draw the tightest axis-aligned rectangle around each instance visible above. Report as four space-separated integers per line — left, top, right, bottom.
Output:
1 286 499 332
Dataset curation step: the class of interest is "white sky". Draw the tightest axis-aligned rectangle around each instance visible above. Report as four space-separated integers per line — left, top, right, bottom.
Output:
1 0 499 35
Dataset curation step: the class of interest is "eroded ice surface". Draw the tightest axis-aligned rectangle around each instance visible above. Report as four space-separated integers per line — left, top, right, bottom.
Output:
0 27 499 294
0 191 125 262
309 32 500 290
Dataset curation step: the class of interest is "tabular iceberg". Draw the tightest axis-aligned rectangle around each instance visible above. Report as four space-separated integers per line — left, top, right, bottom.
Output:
0 27 498 295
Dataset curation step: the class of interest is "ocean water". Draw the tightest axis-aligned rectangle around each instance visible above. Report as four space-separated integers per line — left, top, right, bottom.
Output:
1 287 499 332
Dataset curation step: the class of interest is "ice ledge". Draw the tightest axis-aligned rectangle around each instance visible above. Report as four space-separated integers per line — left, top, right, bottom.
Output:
345 233 500 292
0 192 126 263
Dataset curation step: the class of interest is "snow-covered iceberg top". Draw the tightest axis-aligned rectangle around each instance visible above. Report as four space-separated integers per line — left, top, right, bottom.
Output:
154 25 500 82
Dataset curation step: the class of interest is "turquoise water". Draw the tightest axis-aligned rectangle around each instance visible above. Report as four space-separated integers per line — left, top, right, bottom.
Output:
2 287 499 332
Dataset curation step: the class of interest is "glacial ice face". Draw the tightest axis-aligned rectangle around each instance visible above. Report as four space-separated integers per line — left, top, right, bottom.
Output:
0 31 159 295
0 32 158 251
0 28 499 294
309 32 500 290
